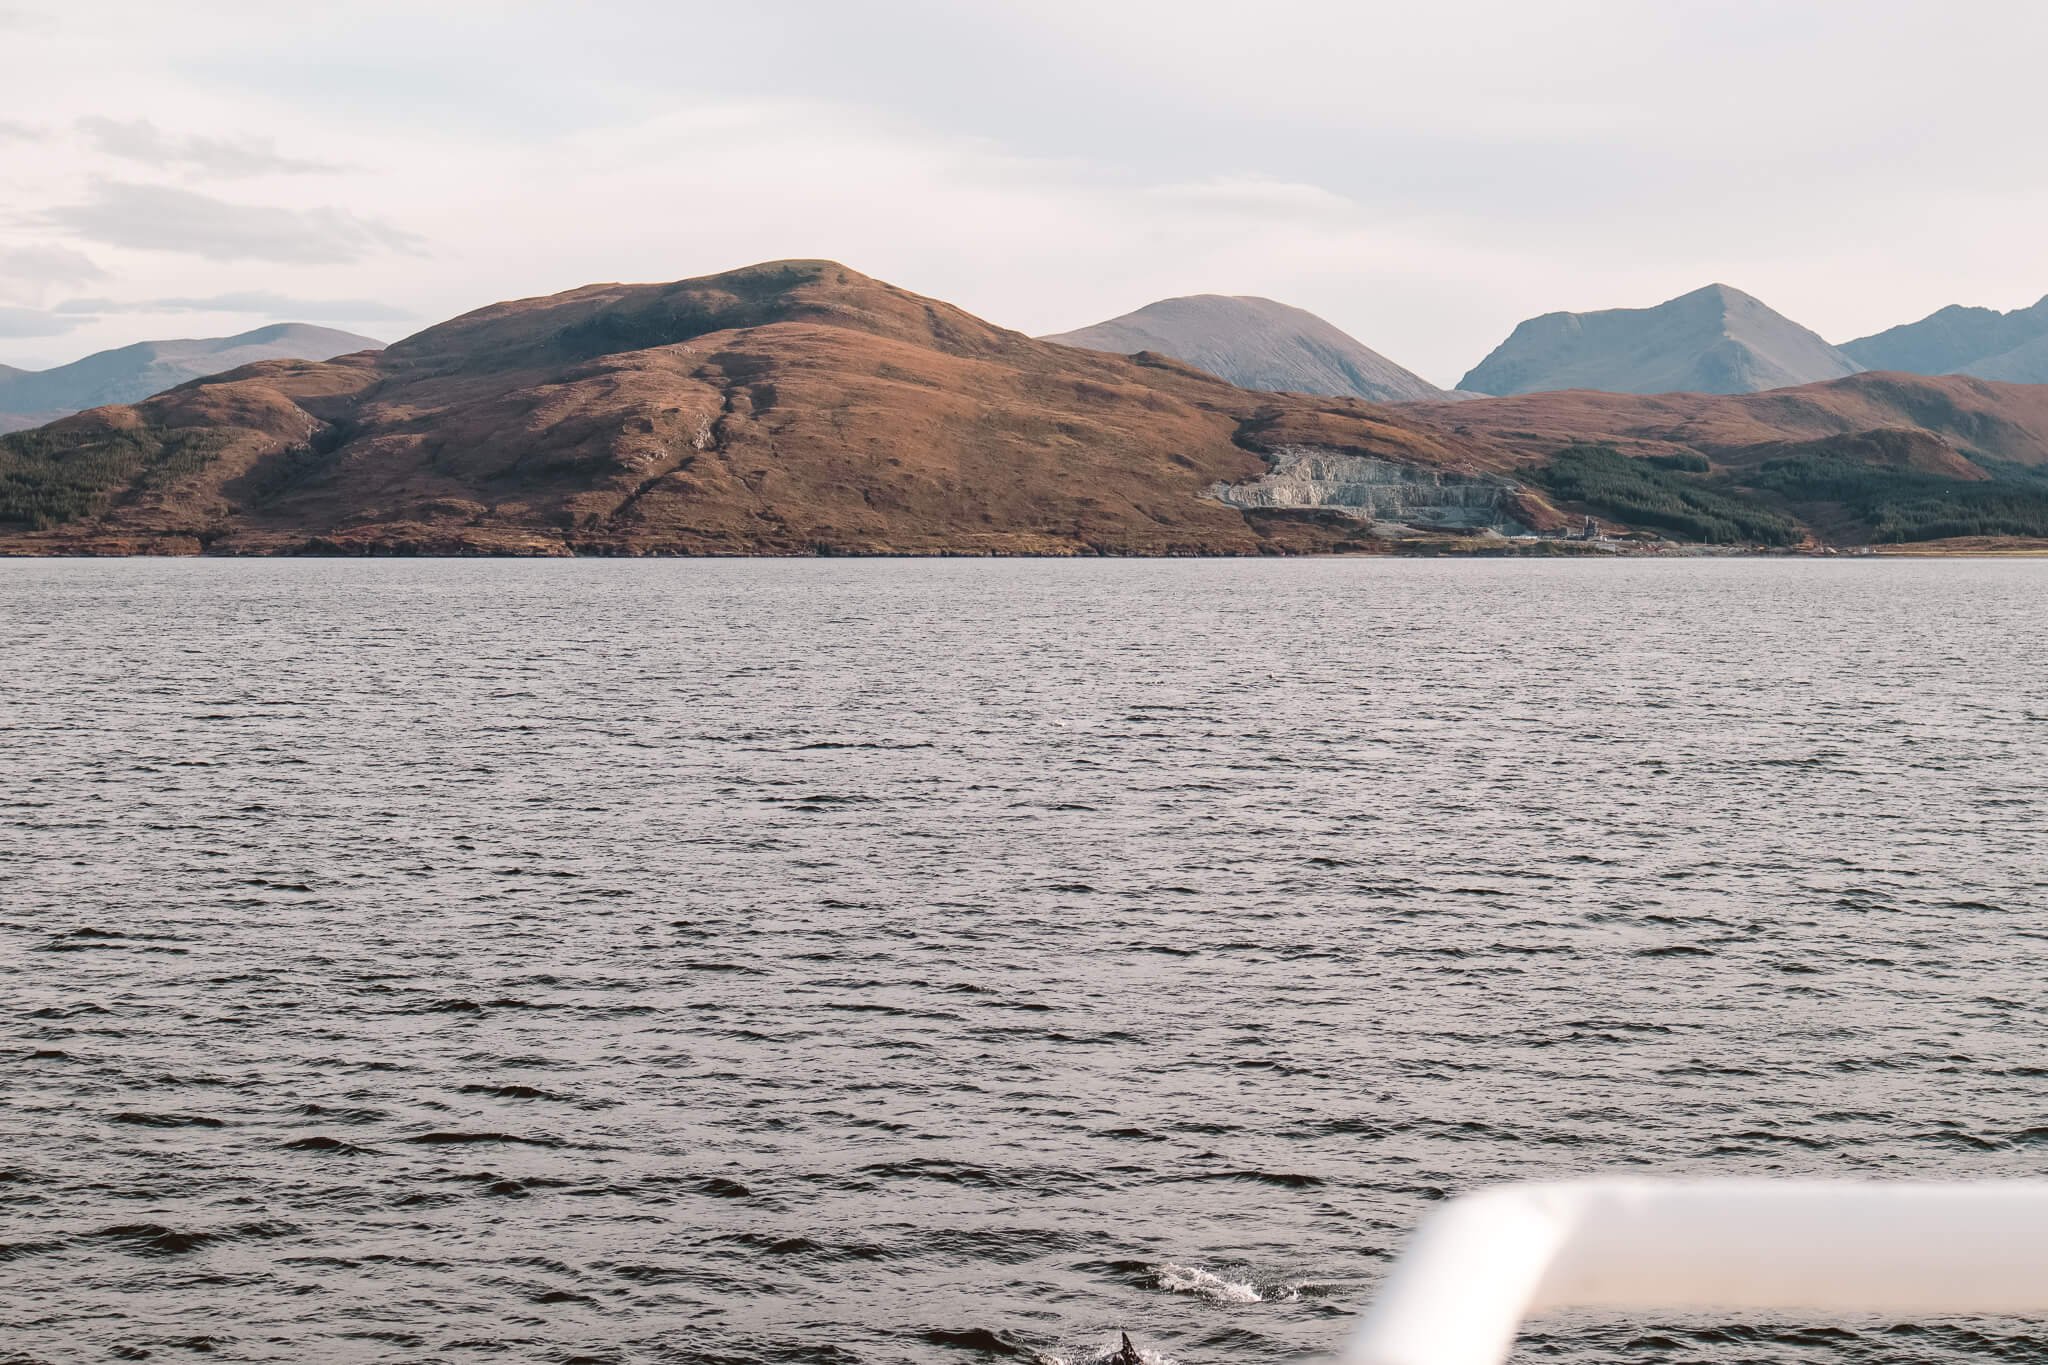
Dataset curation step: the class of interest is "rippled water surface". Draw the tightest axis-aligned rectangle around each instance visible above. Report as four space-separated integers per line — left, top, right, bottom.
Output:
5 558 2047 1365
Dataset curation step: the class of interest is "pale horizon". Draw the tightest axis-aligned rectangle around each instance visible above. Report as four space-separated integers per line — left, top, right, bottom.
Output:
4 1 2048 386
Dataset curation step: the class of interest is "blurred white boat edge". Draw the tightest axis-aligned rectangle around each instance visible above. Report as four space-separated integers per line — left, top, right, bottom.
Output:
1344 1178 2048 1365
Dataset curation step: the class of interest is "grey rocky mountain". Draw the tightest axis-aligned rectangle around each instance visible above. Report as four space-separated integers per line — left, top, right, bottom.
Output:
0 323 383 432
1841 297 2048 384
1962 331 2048 384
1043 294 1448 402
1459 284 1863 396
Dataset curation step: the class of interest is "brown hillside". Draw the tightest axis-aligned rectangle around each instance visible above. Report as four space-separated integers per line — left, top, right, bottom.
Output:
9 264 2048 555
0 261 1473 556
1404 371 2048 470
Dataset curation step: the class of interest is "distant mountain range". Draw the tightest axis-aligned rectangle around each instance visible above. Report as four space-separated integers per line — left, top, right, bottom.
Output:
1458 284 1865 396
7 260 2048 556
1453 284 2048 398
1842 296 2048 384
1043 283 2048 404
12 283 2044 445
0 324 384 433
1043 294 1450 402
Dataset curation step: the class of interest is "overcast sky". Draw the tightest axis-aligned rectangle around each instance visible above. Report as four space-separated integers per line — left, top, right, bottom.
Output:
4 0 2046 384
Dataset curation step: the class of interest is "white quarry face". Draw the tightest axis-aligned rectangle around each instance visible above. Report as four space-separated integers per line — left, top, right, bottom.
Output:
1210 444 1528 532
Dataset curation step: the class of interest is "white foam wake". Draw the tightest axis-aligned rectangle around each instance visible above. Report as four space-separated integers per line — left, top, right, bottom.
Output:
1154 1262 1297 1304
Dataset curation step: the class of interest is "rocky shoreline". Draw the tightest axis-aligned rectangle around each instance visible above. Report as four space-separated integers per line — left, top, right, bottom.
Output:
9 527 2042 559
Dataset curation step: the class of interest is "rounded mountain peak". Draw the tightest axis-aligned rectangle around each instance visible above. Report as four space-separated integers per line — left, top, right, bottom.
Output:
1042 293 1446 402
385 259 1023 373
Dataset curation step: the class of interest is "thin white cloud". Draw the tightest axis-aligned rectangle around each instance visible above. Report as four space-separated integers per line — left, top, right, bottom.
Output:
0 243 104 306
0 243 103 284
75 116 343 177
43 182 424 264
0 305 84 338
54 289 409 321
1140 177 1362 222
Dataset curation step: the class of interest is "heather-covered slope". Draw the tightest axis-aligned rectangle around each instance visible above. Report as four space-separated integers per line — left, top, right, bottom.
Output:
1043 295 1448 403
0 261 1474 556
1409 371 2048 468
1460 284 1863 396
10 263 2048 556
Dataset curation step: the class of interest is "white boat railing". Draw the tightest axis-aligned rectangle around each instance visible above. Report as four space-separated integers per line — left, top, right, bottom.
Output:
1344 1179 2048 1365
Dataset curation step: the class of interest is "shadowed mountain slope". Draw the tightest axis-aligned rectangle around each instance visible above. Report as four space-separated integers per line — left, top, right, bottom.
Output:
1043 295 1448 402
1460 284 1864 396
1843 297 2048 384
0 324 383 433
1967 332 2048 384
